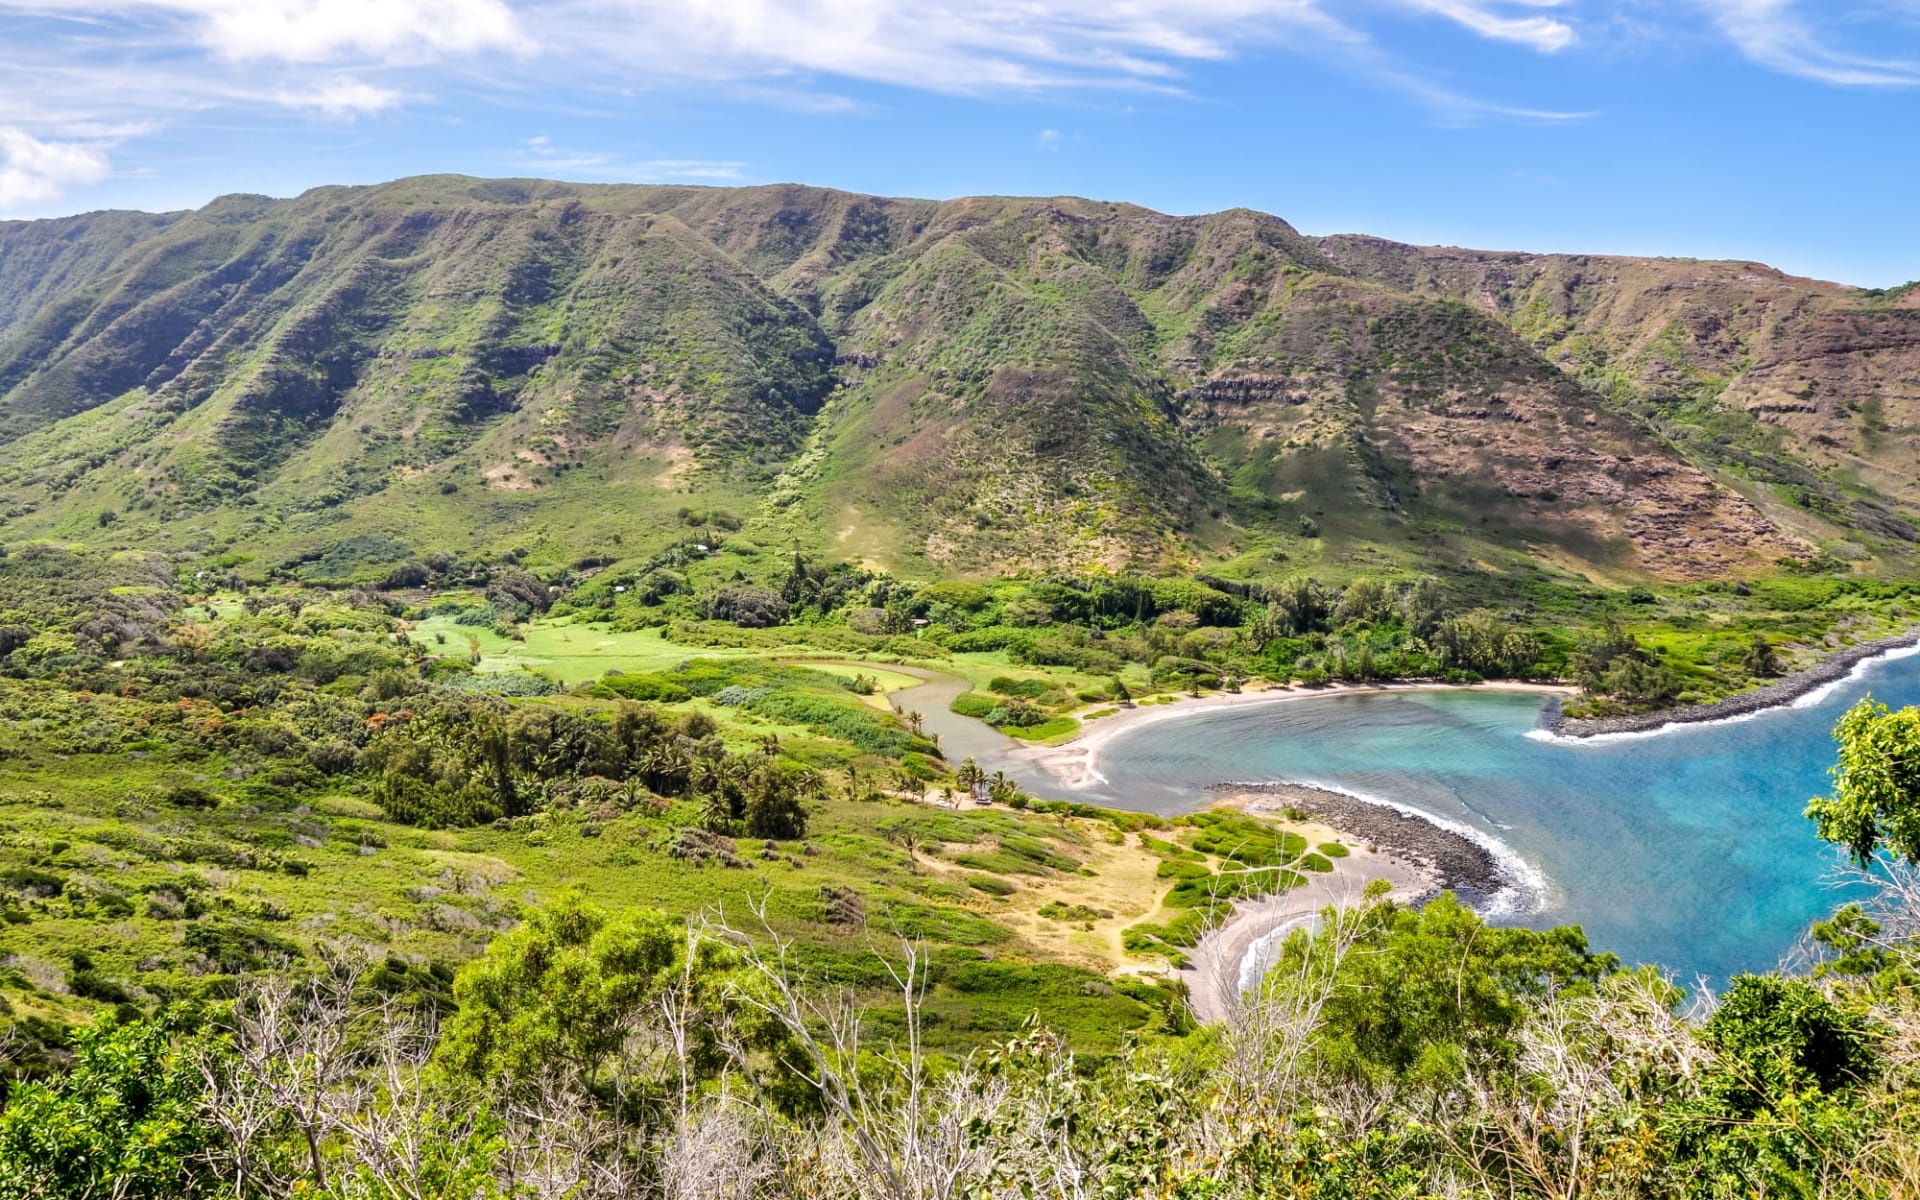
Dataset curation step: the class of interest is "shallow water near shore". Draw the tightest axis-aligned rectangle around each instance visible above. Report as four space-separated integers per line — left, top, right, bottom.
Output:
1042 651 1920 984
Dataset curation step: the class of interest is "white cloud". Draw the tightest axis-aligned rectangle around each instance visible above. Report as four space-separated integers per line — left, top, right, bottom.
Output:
274 78 405 116
1697 0 1920 85
0 0 1591 130
635 159 745 179
0 125 111 208
1395 0 1576 53
15 0 522 63
193 0 521 62
539 0 1577 97
498 0 1606 131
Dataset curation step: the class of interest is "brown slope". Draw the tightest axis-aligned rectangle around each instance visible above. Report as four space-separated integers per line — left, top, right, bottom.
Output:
1315 235 1920 545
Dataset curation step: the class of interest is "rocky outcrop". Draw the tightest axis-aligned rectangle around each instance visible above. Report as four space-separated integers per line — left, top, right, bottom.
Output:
1545 631 1920 738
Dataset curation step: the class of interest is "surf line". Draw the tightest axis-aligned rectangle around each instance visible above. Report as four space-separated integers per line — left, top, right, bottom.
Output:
1530 639 1920 747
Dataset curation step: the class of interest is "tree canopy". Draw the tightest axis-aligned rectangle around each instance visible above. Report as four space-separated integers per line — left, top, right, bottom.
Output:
1807 697 1920 866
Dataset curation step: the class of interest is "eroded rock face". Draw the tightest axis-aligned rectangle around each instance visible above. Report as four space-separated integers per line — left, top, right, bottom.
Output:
1182 280 1808 579
0 179 1898 578
1716 309 1920 501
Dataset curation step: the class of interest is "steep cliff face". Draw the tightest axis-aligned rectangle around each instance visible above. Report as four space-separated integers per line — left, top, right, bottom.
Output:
0 176 1904 580
1315 237 1920 551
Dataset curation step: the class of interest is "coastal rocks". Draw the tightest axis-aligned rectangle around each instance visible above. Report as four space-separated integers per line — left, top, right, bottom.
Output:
1544 630 1920 738
1219 782 1508 909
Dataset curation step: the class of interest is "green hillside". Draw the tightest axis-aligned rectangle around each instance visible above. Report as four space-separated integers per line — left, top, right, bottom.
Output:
2 176 1914 589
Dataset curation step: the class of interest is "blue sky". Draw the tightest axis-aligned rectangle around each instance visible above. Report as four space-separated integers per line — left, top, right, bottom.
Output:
1 1 1916 286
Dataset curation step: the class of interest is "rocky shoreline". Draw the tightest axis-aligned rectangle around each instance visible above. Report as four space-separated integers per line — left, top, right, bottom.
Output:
1212 782 1509 909
1542 630 1920 739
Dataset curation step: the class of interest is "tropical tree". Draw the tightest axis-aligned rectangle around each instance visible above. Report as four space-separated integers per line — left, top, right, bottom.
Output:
885 824 924 873
1807 697 1920 866
0 1017 222 1200
987 771 1022 807
743 759 818 839
438 892 681 1086
954 757 987 800
1741 632 1783 678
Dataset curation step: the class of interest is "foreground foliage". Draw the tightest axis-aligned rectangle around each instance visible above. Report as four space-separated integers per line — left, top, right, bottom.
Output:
5 542 1920 1196
4 876 1917 1199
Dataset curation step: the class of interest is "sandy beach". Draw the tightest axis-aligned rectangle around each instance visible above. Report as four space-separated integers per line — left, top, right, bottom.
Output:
1000 684 1573 1023
1180 793 1438 1024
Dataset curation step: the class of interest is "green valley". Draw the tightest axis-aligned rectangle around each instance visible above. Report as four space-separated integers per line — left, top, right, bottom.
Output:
5 177 1920 1199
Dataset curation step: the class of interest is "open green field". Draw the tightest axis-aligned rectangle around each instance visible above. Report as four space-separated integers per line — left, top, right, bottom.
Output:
409 615 774 682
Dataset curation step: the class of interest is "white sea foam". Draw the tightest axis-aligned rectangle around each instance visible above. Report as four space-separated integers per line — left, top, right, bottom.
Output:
1226 777 1552 918
1238 915 1316 993
1526 642 1920 747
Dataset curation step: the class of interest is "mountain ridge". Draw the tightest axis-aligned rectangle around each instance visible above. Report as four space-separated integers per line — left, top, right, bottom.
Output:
0 175 1913 586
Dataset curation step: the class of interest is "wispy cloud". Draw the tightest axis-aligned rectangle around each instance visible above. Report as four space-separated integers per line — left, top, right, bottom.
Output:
0 0 1601 209
0 0 1912 212
537 0 1580 98
21 0 523 62
1697 0 1920 85
514 136 744 181
1396 0 1577 53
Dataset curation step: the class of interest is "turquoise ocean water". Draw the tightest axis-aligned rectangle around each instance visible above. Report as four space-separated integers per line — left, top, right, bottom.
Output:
1060 649 1920 984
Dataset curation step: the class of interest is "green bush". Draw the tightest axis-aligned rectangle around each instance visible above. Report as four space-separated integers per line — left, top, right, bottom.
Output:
588 672 692 703
950 692 998 719
1005 718 1078 741
989 676 1057 700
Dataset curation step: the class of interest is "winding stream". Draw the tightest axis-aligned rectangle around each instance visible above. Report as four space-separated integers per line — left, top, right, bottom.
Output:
890 651 1920 983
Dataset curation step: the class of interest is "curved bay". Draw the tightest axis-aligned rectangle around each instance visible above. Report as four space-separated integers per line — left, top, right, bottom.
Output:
1040 652 1920 983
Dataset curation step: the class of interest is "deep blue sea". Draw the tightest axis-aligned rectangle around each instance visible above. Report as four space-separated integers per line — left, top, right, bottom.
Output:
1059 649 1920 984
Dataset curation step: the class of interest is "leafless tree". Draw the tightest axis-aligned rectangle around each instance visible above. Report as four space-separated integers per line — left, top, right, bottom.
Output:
1446 970 1711 1200
706 898 1095 1200
1202 881 1381 1162
322 1005 493 1200
199 952 372 1195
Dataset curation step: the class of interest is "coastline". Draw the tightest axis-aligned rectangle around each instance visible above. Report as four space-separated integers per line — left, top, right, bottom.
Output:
1014 679 1574 790
1218 783 1517 909
1180 791 1438 1024
1542 629 1920 740
982 636 1920 1017
1005 683 1567 1020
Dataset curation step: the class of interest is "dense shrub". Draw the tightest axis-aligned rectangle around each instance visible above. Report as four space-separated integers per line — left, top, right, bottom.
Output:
704 586 790 628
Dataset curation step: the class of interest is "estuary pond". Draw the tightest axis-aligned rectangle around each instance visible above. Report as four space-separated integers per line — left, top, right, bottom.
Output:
1049 648 1920 984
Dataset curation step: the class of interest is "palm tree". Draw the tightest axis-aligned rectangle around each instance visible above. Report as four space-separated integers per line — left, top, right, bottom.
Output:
955 757 986 801
988 771 1021 808
698 789 735 834
888 827 924 873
